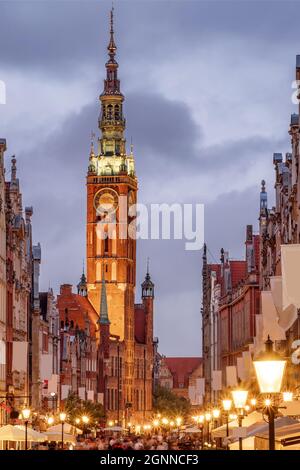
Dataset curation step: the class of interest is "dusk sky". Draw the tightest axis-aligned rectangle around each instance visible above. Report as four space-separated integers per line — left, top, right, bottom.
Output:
0 0 299 357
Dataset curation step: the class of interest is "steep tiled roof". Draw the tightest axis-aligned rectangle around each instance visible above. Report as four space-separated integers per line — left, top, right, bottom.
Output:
134 304 146 344
164 357 202 388
57 286 98 336
229 260 247 288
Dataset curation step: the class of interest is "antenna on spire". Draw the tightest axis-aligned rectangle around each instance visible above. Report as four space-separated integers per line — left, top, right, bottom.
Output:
147 257 150 275
82 258 85 275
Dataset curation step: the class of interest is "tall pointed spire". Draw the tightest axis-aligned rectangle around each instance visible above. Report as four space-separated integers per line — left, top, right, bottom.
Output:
108 6 117 62
142 258 154 298
99 264 110 324
77 261 87 296
101 7 122 97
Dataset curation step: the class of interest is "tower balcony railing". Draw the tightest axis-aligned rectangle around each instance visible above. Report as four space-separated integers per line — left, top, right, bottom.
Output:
88 174 136 185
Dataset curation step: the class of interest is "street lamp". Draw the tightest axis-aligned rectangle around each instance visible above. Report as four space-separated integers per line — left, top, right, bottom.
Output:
153 418 160 428
175 417 182 427
82 415 89 439
59 412 67 450
205 412 211 445
22 407 31 451
253 336 286 451
282 391 293 402
222 399 232 450
47 416 54 426
231 388 248 450
82 415 89 424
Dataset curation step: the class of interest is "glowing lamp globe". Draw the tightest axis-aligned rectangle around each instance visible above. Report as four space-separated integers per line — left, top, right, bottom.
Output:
283 391 293 403
231 389 248 410
22 408 31 420
253 336 286 394
222 399 232 411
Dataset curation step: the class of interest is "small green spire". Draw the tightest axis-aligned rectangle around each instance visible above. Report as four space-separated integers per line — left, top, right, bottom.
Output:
99 263 110 325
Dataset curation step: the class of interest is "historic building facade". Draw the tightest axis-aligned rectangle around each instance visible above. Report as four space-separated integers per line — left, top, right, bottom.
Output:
259 55 300 386
158 356 203 407
0 139 7 424
5 156 33 410
202 226 260 402
57 283 98 405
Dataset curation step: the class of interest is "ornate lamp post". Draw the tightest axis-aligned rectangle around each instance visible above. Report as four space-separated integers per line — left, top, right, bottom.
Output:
22 407 31 451
82 415 89 438
47 416 54 426
253 336 286 451
231 388 248 450
59 412 67 450
222 399 232 450
205 412 212 445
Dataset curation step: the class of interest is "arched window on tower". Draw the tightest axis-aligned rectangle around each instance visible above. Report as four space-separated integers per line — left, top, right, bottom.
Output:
115 104 120 121
107 104 113 120
104 235 109 255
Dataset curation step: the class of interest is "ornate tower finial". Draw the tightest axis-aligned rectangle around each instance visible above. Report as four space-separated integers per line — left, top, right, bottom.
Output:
77 261 87 296
11 155 17 181
260 179 268 216
108 5 116 61
90 131 95 157
142 259 154 298
101 6 121 96
130 137 133 155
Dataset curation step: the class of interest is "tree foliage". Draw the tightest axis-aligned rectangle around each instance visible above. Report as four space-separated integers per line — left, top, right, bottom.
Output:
153 385 191 418
65 392 105 426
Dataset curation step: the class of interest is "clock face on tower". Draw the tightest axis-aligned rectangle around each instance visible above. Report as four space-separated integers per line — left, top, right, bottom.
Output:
93 188 119 216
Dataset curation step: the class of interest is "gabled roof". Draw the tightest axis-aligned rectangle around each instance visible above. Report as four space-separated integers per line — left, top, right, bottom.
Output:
163 357 202 388
229 260 247 288
57 286 99 336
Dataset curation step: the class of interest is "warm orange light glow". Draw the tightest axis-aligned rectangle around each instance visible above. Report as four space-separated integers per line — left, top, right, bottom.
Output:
283 391 293 402
222 399 232 411
59 412 66 422
22 408 31 421
212 409 220 419
47 416 54 426
254 360 286 394
232 389 248 409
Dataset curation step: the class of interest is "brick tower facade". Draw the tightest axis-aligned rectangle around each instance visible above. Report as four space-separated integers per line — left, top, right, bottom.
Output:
86 9 154 424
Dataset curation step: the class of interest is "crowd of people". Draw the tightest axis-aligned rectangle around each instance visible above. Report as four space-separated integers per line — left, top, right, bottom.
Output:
71 433 206 451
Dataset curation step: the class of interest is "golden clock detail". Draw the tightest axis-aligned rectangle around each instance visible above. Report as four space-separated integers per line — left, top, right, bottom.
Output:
93 188 119 216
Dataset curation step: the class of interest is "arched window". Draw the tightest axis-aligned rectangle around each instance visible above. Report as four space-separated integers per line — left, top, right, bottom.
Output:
104 236 109 254
115 104 120 121
107 104 113 120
